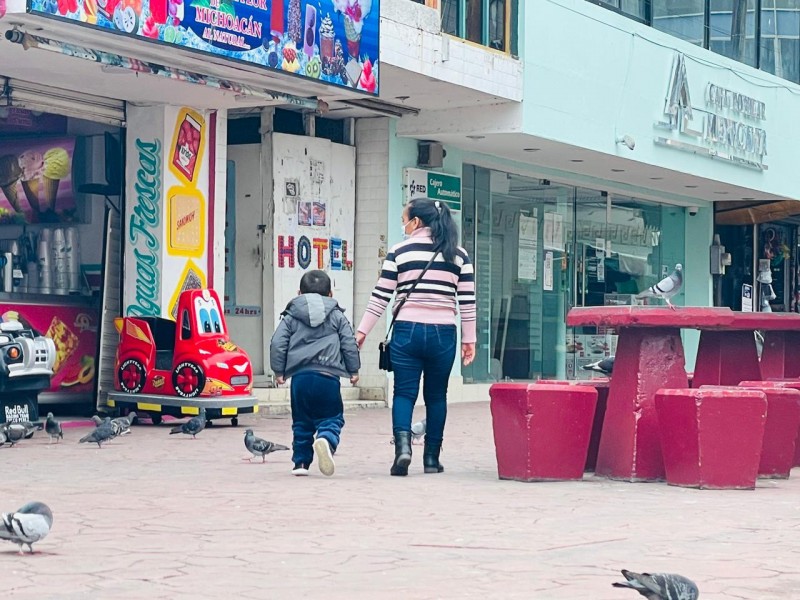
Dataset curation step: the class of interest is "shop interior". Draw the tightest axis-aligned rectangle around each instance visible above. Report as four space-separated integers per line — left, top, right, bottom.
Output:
461 165 686 384
0 106 122 407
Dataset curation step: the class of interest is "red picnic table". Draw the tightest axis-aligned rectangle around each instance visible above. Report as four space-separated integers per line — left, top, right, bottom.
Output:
565 306 800 481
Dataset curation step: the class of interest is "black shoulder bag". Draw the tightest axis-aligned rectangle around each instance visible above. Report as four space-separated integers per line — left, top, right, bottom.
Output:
379 253 438 372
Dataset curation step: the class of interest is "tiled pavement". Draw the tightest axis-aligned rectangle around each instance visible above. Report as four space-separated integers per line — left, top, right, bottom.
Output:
2 402 799 599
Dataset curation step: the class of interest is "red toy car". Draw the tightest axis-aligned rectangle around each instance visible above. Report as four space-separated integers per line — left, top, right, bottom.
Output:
108 288 257 425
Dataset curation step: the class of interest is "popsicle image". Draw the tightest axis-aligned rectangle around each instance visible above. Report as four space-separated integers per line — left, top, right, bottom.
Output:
0 154 22 212
304 4 317 59
43 147 70 212
269 0 283 43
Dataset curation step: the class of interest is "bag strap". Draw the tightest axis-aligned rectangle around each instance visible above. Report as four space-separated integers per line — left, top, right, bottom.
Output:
384 251 439 340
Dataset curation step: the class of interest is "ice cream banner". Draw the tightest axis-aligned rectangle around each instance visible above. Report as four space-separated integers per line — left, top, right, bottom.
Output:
0 137 77 224
29 0 380 95
0 303 98 394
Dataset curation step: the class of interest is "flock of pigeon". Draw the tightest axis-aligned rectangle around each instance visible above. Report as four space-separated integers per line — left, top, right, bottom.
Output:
0 263 701 598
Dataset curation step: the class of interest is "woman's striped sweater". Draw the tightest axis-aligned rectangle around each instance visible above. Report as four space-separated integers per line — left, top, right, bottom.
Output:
357 228 477 343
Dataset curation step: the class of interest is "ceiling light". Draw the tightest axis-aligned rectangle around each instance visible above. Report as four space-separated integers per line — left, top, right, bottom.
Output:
741 197 755 200
395 95 410 101
713 191 729 195
685 185 698 189
571 159 584 163
650 177 663 180
523 148 540 152
611 168 625 172
466 135 485 140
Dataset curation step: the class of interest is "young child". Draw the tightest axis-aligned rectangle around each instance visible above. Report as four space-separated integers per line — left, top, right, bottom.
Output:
269 270 360 476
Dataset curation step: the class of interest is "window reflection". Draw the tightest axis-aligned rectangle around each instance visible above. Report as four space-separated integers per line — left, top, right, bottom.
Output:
652 0 706 45
710 0 757 67
760 0 800 82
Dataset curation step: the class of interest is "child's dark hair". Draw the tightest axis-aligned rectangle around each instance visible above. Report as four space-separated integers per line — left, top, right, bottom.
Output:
407 198 459 262
300 270 332 295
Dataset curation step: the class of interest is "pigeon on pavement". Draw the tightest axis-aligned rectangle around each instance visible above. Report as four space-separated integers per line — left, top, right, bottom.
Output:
111 411 137 436
0 422 36 447
411 419 426 444
79 417 116 448
170 408 206 439
582 356 615 376
390 418 426 445
243 429 289 463
612 569 699 600
0 501 53 554
44 413 63 444
636 264 683 310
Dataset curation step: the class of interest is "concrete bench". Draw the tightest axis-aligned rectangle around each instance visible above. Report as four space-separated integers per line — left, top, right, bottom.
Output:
489 383 597 482
655 387 767 490
738 381 800 476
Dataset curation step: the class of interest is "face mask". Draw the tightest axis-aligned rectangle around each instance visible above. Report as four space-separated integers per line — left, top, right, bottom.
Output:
401 221 412 239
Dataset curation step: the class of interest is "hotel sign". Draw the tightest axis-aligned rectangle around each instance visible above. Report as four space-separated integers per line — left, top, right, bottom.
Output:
655 53 767 170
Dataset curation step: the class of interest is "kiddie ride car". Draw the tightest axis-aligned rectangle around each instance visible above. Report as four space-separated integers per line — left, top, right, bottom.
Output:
108 288 258 426
0 320 56 424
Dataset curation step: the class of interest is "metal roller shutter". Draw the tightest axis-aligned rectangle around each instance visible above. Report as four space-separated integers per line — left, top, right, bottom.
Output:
0 77 126 127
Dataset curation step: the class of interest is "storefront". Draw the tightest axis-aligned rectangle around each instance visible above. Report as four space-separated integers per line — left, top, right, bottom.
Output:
0 107 121 406
460 166 686 383
2 0 383 408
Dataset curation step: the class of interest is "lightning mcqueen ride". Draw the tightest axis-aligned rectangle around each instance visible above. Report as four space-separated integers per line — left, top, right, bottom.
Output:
108 288 258 426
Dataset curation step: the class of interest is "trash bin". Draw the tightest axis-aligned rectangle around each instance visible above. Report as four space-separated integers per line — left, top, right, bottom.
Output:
489 383 597 482
655 388 767 490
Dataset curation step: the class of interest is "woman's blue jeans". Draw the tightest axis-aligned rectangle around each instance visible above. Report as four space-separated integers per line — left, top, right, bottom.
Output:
389 321 457 445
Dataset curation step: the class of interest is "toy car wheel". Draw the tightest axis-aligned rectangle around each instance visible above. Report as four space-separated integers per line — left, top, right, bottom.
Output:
118 358 146 394
231 417 239 427
172 361 205 398
150 414 162 425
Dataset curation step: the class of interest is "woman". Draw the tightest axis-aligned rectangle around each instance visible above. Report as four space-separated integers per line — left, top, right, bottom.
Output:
355 198 476 476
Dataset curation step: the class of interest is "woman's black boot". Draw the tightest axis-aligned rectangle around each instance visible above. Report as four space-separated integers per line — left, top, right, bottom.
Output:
423 442 444 473
390 431 412 476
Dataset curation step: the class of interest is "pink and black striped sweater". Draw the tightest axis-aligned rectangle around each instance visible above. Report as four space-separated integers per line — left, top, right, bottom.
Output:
357 228 477 343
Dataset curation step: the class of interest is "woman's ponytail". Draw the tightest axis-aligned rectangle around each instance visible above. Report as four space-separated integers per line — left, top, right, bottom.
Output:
407 198 459 262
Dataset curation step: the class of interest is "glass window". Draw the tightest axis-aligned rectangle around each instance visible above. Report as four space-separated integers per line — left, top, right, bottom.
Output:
441 0 459 36
710 0 758 66
488 0 506 50
462 165 686 383
759 0 800 82
652 0 706 46
465 0 483 44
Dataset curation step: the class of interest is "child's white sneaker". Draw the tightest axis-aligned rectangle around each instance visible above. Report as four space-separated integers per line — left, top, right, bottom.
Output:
313 438 335 476
292 463 309 476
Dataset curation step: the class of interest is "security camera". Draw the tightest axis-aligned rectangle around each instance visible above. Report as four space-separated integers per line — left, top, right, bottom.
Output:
688 206 699 216
615 135 636 151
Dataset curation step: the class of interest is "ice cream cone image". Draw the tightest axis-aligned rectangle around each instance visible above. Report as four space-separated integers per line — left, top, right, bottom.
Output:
42 147 70 212
1 183 20 212
320 13 336 74
344 15 361 59
21 178 41 213
18 151 44 214
0 154 22 212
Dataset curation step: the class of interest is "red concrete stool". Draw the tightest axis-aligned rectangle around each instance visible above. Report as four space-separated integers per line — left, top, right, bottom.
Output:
729 384 800 478
489 383 597 482
655 388 767 490
740 380 800 470
533 379 609 472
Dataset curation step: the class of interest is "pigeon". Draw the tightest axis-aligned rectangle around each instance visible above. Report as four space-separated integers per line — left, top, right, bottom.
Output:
79 417 116 448
0 501 53 554
0 422 36 447
612 569 699 600
44 413 63 444
111 411 137 436
411 419 426 444
636 264 683 310
582 356 614 376
170 408 206 439
390 418 427 445
243 429 289 463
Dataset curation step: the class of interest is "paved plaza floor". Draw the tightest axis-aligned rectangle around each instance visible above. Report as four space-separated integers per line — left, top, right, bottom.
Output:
2 402 799 599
